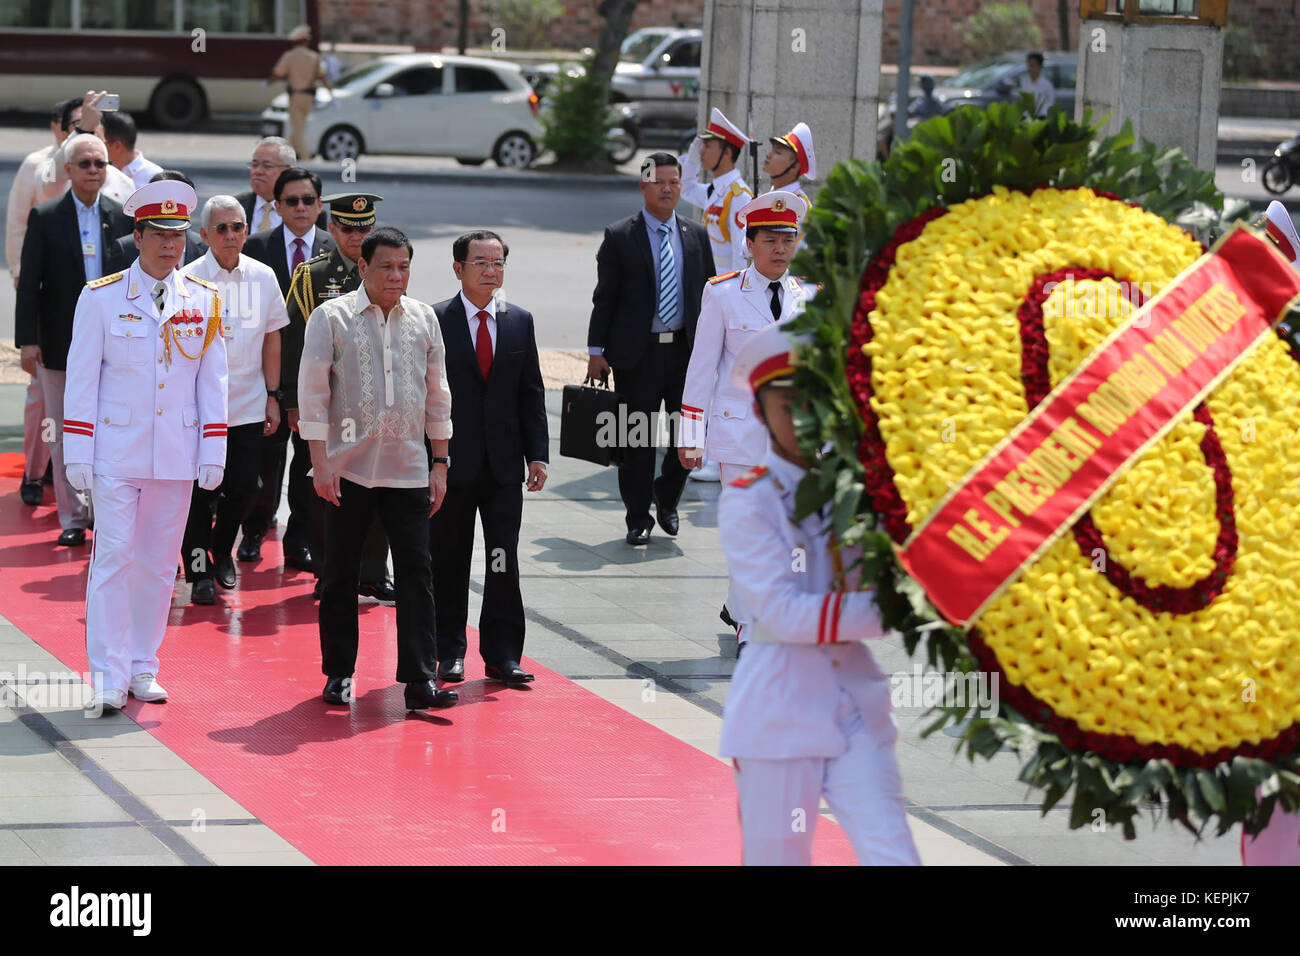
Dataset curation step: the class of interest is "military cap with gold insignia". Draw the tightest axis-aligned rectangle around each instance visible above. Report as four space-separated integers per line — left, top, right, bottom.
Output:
321 192 383 228
124 180 197 232
770 122 816 179
736 189 807 234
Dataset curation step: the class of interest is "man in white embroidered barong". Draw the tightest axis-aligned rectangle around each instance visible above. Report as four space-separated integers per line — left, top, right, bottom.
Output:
297 226 458 712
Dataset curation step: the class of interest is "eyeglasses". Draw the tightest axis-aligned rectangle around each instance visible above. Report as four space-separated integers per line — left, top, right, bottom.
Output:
75 159 108 169
334 222 371 234
213 222 247 234
248 162 289 171
459 258 507 270
279 195 318 207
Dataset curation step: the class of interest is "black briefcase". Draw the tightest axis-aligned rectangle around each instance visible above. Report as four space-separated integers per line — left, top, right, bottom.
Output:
560 375 625 467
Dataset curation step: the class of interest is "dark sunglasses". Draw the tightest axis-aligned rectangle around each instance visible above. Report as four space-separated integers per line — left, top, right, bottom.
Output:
280 195 318 208
213 221 247 234
75 159 108 169
334 222 371 234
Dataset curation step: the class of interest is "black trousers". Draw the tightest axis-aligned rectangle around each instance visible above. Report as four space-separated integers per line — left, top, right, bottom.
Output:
613 337 691 530
284 430 313 549
429 463 525 665
319 479 437 683
181 421 264 583
308 491 389 582
242 420 288 537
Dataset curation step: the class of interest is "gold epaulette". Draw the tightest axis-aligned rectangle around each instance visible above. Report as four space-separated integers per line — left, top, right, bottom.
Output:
290 261 313 318
709 270 742 284
729 465 770 488
184 274 218 291
86 272 124 290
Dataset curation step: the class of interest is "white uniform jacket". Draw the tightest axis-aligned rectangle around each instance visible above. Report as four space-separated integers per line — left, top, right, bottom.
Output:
63 260 229 480
718 451 895 760
679 158 753 275
680 268 815 464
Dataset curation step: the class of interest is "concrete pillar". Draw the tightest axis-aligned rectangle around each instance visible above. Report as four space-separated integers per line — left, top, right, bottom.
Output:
699 0 885 196
1075 18 1224 170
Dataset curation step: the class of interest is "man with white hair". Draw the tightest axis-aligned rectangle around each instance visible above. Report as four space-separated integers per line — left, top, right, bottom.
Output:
179 196 289 604
35 92 137 205
15 132 133 547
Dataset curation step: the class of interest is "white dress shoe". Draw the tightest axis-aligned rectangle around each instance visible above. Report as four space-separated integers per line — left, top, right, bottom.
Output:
87 689 127 714
128 673 168 702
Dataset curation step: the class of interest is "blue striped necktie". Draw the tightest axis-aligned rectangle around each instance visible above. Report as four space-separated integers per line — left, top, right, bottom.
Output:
657 222 678 329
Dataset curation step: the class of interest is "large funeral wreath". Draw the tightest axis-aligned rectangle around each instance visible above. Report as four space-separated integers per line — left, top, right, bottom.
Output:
787 102 1300 839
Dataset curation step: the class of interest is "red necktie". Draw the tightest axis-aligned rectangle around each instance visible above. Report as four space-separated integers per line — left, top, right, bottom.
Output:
292 237 306 270
475 310 493 380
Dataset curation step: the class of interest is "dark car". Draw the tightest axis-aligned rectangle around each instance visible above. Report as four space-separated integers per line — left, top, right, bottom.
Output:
933 50 1077 117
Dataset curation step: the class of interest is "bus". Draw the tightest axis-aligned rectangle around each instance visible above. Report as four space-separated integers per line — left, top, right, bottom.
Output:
0 0 320 128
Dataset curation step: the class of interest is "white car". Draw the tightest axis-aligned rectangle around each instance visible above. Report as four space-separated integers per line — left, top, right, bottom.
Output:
260 54 543 168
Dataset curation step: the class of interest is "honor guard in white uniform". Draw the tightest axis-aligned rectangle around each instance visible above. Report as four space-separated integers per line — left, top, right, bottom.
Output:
763 122 816 247
680 191 814 636
63 180 229 712
680 107 754 275
718 323 920 866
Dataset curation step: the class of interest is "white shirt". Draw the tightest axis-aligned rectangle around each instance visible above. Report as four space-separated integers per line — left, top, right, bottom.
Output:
1019 72 1055 117
298 286 453 488
120 152 164 189
73 192 102 282
460 290 497 355
6 143 55 277
251 197 282 233
283 224 315 271
183 250 289 426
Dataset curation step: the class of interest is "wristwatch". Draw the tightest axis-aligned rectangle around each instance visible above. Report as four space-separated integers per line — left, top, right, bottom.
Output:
432 456 450 468
267 389 284 402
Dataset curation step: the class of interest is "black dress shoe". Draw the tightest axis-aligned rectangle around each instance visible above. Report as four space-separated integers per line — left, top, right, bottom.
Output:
626 522 652 546
405 679 458 710
358 579 396 603
313 578 322 600
191 579 216 605
213 555 237 590
236 532 263 562
651 483 679 536
720 604 739 632
20 479 43 506
42 461 53 485
485 660 534 686
284 543 313 572
57 528 86 547
322 675 353 705
437 658 465 682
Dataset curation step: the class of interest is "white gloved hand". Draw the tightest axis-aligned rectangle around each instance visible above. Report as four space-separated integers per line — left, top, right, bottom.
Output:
66 464 93 492
197 465 224 491
686 135 703 168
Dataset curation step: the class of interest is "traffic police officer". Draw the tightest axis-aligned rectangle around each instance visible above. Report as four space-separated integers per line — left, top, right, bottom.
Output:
680 191 813 636
282 191 392 601
763 122 816 246
63 180 228 712
718 322 920 866
680 107 754 275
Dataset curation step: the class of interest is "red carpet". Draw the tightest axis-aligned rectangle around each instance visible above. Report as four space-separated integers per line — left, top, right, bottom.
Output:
0 453 857 864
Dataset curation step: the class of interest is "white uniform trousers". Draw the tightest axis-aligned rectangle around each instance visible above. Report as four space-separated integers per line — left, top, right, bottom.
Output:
733 687 921 866
24 372 51 482
718 461 755 637
85 476 192 694
39 368 92 532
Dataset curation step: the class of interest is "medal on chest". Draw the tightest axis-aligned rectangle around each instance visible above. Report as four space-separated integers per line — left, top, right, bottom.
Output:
162 305 217 368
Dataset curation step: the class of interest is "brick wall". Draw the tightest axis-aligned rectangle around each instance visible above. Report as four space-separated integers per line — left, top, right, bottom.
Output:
319 0 1296 79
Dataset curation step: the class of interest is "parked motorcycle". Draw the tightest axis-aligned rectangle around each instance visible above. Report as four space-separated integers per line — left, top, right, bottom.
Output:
606 104 641 164
1263 133 1300 195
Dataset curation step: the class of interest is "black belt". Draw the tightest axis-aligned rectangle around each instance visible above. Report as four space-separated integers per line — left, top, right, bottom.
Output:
650 330 685 345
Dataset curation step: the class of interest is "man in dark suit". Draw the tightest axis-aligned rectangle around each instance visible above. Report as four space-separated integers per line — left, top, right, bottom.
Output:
234 136 327 236
15 133 132 546
587 152 716 545
104 169 206 274
238 166 333 567
430 230 548 687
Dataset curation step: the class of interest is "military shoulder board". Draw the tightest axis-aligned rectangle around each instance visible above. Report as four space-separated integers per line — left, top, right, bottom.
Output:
730 465 769 488
184 274 218 291
709 270 742 285
87 272 125 290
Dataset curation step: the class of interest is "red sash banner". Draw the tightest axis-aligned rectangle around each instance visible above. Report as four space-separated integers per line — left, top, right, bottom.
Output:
897 225 1300 627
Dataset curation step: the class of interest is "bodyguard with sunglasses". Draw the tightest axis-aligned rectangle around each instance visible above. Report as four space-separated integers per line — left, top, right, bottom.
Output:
179 196 289 603
240 167 334 568
281 192 394 603
15 133 132 548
